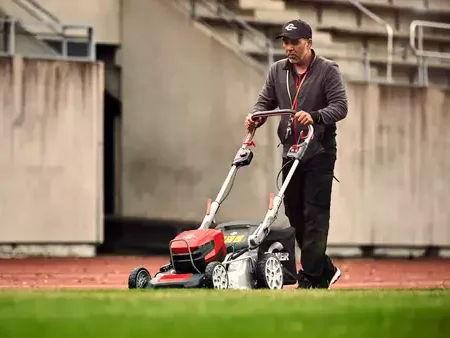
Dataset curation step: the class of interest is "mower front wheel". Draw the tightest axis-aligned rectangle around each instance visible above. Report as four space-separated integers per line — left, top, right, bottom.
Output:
203 261 229 289
255 253 284 289
128 266 152 289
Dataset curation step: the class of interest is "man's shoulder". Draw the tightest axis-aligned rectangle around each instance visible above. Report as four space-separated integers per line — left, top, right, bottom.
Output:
314 55 339 70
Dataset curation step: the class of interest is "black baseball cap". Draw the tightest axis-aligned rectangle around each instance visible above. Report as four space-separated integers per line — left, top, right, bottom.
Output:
276 19 312 40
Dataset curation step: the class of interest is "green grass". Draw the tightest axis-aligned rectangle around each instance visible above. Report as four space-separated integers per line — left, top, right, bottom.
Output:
0 289 449 337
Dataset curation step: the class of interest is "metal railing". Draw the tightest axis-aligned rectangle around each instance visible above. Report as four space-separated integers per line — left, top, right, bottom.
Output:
1 0 95 60
174 0 274 68
410 20 450 86
348 0 393 83
11 0 61 33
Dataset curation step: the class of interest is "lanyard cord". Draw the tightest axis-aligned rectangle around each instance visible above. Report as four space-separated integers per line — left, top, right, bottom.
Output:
288 71 308 145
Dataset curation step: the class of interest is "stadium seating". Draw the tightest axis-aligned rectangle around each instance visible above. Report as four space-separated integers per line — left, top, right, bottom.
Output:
190 0 450 86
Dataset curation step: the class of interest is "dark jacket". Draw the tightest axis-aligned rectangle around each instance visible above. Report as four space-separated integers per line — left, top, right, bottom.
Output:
252 50 348 159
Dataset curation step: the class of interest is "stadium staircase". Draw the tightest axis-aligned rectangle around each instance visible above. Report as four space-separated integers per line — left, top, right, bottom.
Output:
0 0 94 59
0 0 122 101
2 0 449 88
174 0 450 87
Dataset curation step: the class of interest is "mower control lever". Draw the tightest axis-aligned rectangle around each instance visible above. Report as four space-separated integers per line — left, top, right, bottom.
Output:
198 129 256 230
247 122 314 250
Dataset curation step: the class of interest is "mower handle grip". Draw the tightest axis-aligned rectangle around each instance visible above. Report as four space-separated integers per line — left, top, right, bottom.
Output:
244 109 297 141
243 109 314 146
250 109 297 120
248 109 314 142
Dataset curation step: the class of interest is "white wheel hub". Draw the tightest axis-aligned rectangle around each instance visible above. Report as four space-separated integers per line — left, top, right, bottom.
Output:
136 269 150 288
212 264 228 289
264 256 283 289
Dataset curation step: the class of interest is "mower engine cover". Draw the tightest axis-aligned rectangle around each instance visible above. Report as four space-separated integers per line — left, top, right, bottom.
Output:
170 229 227 274
216 221 298 285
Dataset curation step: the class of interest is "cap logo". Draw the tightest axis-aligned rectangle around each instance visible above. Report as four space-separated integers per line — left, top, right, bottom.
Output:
285 23 297 31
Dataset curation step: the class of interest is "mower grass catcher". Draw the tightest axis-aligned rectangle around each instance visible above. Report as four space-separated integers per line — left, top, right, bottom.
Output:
128 109 314 290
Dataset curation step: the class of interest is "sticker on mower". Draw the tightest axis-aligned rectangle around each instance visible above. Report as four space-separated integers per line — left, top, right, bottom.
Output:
224 235 245 243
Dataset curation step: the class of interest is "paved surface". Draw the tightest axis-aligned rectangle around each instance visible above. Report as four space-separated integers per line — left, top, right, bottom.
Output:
0 256 449 289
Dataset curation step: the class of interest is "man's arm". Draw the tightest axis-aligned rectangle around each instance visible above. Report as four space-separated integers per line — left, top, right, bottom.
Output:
309 62 348 124
251 64 278 128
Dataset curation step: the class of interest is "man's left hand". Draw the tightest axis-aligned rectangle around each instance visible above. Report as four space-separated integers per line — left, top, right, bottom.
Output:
295 110 313 126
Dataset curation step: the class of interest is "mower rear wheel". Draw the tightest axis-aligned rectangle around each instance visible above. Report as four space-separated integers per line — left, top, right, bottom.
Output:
204 261 229 289
255 253 283 289
128 266 151 289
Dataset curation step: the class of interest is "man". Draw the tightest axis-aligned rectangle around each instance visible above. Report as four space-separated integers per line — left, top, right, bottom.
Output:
245 19 348 289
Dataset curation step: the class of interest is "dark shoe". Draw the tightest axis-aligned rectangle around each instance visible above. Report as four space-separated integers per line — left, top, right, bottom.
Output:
297 270 323 289
297 272 314 289
298 267 342 289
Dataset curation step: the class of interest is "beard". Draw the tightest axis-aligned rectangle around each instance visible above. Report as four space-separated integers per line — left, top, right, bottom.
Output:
287 54 299 63
288 49 308 64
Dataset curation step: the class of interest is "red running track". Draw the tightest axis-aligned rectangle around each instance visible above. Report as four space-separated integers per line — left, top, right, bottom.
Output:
0 256 449 289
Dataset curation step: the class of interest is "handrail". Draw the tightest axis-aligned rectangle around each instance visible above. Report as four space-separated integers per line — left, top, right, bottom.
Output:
410 20 450 59
409 20 450 86
11 0 61 33
348 0 393 83
25 0 60 24
174 0 274 68
3 0 95 60
0 17 95 60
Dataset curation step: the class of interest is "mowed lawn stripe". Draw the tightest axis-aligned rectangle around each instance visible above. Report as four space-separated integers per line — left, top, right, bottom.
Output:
0 289 449 338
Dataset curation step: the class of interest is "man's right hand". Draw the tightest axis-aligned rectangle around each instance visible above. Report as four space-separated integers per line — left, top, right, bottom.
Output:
245 113 262 130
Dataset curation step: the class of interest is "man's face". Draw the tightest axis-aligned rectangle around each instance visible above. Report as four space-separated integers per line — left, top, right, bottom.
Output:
282 38 312 64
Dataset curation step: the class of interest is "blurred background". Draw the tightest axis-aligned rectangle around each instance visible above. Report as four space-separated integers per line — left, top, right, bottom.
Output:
0 0 449 260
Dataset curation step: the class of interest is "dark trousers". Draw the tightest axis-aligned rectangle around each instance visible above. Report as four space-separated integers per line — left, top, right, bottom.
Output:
281 152 336 284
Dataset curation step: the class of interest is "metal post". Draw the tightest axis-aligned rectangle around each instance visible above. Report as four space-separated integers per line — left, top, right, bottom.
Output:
8 18 16 55
61 26 68 58
88 26 96 61
418 26 428 86
363 47 370 81
190 0 196 19
386 25 393 83
418 26 424 85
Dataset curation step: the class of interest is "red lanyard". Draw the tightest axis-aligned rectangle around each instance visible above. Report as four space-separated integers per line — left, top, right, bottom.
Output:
291 72 307 110
290 72 308 144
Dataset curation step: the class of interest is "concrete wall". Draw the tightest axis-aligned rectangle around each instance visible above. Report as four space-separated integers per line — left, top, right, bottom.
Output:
329 83 450 247
121 0 450 247
120 0 280 223
0 56 104 245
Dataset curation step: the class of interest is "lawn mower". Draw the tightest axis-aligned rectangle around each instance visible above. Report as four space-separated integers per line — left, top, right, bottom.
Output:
128 109 314 290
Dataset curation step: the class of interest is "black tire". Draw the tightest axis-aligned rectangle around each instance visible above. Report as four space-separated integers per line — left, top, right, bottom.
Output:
203 261 229 289
128 266 151 289
255 253 284 289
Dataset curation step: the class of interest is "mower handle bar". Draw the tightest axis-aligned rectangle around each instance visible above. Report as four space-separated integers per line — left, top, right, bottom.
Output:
250 108 297 120
243 109 314 144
